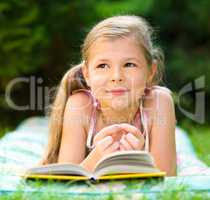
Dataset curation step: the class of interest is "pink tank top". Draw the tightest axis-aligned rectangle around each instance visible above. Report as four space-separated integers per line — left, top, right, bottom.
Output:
72 87 157 155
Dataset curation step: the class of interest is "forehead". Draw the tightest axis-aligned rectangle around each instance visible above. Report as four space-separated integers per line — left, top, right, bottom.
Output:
87 36 147 64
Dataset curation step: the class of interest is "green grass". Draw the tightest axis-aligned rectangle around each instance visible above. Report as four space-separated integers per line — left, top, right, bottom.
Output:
0 182 209 200
180 120 210 166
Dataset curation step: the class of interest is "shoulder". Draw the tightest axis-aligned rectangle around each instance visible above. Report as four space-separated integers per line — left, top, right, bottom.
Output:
150 85 172 96
67 90 93 111
144 86 176 128
144 85 174 107
151 86 175 114
66 90 93 118
65 90 93 133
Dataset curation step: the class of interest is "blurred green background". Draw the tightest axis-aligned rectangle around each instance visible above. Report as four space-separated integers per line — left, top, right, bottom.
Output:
0 0 209 133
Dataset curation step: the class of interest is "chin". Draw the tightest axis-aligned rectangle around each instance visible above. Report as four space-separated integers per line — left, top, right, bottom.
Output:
111 102 129 111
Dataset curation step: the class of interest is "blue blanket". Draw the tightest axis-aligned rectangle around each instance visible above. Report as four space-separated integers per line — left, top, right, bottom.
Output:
0 117 210 199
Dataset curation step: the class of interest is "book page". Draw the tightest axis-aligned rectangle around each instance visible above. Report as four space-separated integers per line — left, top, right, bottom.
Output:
94 150 154 170
93 165 161 179
26 163 92 178
93 150 159 179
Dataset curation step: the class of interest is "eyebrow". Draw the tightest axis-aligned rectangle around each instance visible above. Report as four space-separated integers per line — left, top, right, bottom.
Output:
125 58 141 62
96 57 142 63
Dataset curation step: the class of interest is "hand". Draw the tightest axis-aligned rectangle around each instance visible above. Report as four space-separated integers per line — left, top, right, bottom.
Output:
94 135 120 157
93 124 127 147
117 123 145 151
93 123 145 151
81 136 120 173
89 135 120 171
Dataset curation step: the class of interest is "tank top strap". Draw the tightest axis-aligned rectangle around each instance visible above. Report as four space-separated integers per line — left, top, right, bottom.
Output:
84 91 99 151
86 101 97 151
140 96 150 152
72 89 99 151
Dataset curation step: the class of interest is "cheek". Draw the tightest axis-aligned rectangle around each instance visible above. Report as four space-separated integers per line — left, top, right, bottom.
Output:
89 70 106 84
126 73 147 100
127 73 147 89
89 74 107 97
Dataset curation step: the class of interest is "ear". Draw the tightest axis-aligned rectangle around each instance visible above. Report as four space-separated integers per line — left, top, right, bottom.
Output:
81 64 90 86
147 60 157 84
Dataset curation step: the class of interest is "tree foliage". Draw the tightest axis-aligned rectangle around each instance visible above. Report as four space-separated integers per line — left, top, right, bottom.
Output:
0 0 209 123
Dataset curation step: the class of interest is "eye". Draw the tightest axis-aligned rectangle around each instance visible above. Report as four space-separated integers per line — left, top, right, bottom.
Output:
125 63 137 68
96 63 109 69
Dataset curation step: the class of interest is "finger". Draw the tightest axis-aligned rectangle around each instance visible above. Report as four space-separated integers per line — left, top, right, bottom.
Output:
120 135 133 150
93 124 123 144
112 130 127 142
104 141 120 154
119 133 125 143
126 133 141 149
119 123 144 140
98 136 113 150
119 144 126 151
119 134 126 145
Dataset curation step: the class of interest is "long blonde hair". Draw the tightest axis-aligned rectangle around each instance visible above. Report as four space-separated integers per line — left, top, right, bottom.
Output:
41 15 164 164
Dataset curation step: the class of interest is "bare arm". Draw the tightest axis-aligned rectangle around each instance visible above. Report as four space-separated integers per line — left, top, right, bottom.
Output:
58 93 89 164
149 89 177 176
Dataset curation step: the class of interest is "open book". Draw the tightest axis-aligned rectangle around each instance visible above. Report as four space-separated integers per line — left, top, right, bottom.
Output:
25 150 165 181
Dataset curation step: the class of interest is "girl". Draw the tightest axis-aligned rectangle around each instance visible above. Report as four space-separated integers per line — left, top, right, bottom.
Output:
41 15 177 176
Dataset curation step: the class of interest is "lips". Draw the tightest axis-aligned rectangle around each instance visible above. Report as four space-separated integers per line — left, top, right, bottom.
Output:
107 88 129 95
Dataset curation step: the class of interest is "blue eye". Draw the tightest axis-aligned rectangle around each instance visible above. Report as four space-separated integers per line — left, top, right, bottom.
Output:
125 63 136 67
97 64 109 68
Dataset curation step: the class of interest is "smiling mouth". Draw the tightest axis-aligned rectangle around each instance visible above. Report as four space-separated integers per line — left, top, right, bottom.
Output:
107 89 129 96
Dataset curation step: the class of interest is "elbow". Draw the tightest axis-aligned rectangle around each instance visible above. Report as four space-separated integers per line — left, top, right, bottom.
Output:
166 171 177 177
165 163 177 177
156 158 177 177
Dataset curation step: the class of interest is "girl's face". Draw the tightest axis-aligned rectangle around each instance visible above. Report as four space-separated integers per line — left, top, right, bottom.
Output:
83 36 154 111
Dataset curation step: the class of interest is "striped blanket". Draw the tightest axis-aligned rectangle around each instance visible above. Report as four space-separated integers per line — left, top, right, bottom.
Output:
0 116 210 198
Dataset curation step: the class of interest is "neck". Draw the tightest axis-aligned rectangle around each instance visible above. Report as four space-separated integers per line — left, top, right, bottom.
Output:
99 102 140 126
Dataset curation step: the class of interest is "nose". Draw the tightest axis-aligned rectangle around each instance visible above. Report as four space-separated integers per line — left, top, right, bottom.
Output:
111 67 124 83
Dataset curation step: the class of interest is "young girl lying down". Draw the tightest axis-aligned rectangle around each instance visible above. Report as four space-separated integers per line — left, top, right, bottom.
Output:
41 15 177 176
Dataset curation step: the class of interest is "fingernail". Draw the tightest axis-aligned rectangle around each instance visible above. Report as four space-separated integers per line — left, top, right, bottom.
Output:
107 136 113 143
127 133 132 137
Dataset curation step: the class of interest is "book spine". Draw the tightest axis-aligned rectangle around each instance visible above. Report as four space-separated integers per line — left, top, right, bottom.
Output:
86 173 97 182
89 176 97 183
